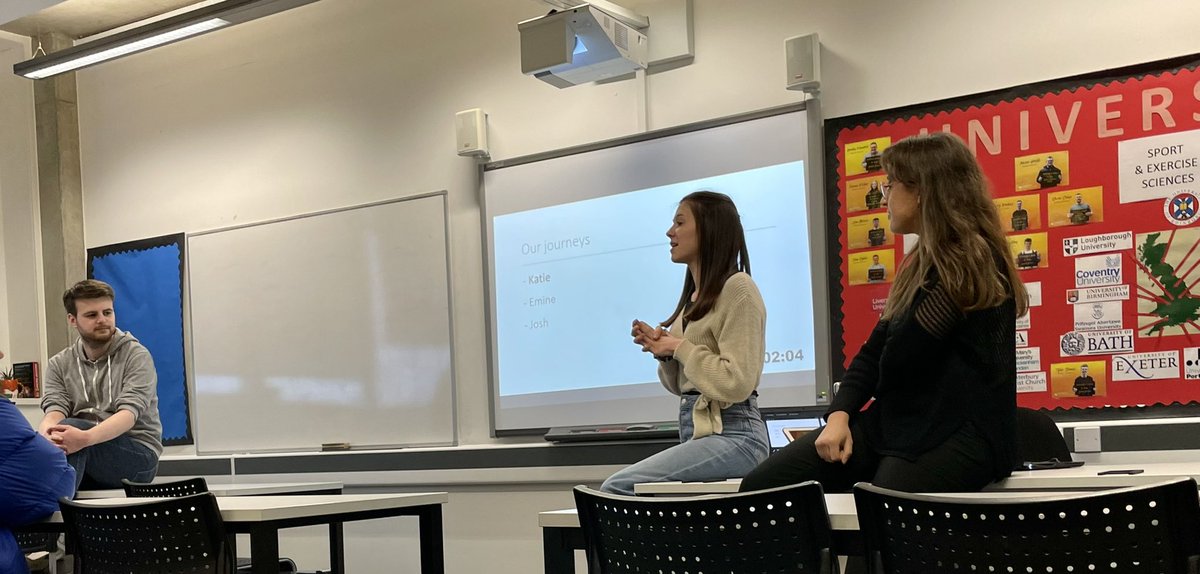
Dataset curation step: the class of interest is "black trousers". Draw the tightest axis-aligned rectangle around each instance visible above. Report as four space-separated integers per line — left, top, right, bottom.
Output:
740 419 996 493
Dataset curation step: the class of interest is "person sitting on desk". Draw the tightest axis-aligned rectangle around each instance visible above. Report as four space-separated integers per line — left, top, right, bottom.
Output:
0 348 76 574
740 132 1027 494
601 191 769 496
38 279 162 491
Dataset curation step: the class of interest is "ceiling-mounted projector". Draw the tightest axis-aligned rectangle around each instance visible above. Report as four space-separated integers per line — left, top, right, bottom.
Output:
519 4 648 88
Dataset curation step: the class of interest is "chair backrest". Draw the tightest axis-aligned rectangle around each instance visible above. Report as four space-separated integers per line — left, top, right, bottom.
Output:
574 481 837 574
854 478 1200 574
59 492 235 574
122 477 209 498
1014 406 1071 465
14 530 56 553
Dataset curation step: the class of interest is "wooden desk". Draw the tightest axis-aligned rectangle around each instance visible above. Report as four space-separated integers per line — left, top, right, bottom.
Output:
32 493 448 574
540 491 1078 574
75 480 344 499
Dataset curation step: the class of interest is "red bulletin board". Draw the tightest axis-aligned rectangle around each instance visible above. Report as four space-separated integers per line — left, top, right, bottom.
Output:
824 54 1200 414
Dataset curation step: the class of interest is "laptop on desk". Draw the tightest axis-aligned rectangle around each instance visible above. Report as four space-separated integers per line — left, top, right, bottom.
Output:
764 413 824 454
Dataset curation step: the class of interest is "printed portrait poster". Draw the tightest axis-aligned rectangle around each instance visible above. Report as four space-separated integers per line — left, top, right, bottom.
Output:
1015 151 1071 192
1048 186 1105 227
845 137 891 177
849 249 895 286
847 213 894 249
1050 361 1107 399
1007 232 1049 270
1136 227 1200 338
846 175 888 213
995 194 1042 232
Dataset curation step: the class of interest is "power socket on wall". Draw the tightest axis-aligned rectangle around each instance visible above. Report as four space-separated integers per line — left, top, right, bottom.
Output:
1074 426 1102 453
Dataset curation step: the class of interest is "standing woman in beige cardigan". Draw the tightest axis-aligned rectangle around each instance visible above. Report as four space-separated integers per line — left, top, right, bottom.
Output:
600 191 770 495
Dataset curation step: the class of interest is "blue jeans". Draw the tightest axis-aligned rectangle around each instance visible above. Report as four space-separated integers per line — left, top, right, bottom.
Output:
60 418 158 491
601 394 769 495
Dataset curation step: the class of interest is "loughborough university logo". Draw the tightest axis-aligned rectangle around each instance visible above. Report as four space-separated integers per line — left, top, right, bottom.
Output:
1165 191 1200 226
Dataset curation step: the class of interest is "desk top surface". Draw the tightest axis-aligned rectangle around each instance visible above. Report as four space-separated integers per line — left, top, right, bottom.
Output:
994 461 1200 489
76 481 344 499
633 462 1200 495
541 491 1086 531
51 492 448 523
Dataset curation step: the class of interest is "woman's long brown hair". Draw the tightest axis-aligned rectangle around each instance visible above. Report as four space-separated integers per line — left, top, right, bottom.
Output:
661 191 751 328
881 133 1029 319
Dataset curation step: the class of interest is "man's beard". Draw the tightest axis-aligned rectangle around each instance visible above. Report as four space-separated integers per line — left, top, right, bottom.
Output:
81 328 113 346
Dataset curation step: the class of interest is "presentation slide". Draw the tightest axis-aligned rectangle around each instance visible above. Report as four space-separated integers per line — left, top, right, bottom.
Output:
484 107 828 431
493 162 814 396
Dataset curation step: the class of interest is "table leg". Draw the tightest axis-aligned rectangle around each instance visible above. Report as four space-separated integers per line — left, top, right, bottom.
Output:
542 528 578 574
329 522 345 574
417 504 445 574
248 526 281 574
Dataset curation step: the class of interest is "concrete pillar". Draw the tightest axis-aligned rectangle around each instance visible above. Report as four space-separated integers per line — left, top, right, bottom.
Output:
33 31 84 353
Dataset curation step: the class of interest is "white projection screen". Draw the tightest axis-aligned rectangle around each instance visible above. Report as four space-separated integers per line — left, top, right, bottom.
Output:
483 104 831 433
188 193 455 453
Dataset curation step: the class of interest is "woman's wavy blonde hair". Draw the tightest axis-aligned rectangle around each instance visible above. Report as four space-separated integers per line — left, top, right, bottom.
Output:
881 133 1028 319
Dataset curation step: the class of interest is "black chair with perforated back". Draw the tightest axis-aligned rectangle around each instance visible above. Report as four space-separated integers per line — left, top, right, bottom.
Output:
854 477 1200 574
122 478 299 573
16 530 59 574
122 477 209 498
59 492 236 574
574 481 838 574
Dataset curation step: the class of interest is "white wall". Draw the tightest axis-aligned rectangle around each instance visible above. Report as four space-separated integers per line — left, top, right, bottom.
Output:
0 31 46 427
1 0 1198 572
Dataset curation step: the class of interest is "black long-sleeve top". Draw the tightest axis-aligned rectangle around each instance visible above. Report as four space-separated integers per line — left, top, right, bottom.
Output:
828 270 1018 480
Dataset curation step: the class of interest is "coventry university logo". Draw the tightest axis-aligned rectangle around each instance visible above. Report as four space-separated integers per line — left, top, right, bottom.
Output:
1060 331 1086 356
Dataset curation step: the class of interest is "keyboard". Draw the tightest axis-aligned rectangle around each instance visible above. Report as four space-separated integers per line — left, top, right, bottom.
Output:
544 422 680 443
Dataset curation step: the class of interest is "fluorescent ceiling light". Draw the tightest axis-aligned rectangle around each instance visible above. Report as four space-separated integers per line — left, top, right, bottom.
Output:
22 19 228 79
13 0 319 79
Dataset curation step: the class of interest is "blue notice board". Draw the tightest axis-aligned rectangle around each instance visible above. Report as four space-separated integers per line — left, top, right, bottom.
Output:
88 233 192 445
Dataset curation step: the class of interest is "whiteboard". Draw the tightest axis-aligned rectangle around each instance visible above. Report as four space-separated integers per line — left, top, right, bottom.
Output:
187 193 455 453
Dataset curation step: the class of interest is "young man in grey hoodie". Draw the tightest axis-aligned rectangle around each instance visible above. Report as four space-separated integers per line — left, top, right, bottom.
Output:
37 279 162 491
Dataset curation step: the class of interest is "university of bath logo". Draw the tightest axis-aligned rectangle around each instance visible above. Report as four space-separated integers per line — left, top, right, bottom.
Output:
1060 331 1086 356
1164 191 1200 226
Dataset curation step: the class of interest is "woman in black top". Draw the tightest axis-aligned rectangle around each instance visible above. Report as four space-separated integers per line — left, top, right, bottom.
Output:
741 132 1029 493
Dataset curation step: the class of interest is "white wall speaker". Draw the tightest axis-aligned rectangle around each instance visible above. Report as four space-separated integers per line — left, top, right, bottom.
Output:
785 33 820 93
455 108 489 157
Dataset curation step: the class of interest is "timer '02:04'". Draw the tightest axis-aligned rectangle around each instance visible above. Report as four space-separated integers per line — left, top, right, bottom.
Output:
765 349 804 363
